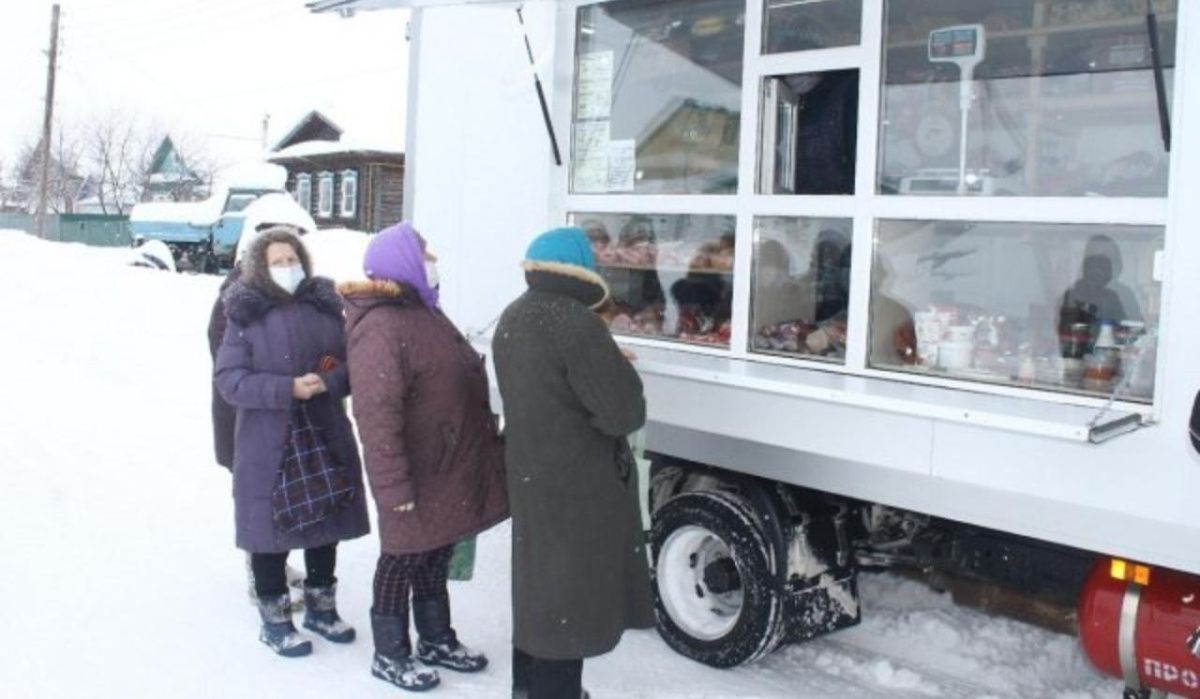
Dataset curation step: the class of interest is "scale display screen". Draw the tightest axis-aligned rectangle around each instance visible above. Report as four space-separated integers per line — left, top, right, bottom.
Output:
929 28 980 59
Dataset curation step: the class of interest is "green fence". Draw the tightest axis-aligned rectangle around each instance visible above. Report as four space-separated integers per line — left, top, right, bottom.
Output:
0 213 131 247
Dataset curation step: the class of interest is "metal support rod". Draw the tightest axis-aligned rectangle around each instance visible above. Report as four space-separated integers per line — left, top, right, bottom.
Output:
516 6 562 166
1146 0 1172 152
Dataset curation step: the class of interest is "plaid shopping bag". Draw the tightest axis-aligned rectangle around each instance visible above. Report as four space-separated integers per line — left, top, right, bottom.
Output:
272 402 356 534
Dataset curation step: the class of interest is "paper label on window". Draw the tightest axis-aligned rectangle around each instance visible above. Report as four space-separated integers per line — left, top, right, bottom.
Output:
607 139 637 192
572 122 610 193
576 52 613 120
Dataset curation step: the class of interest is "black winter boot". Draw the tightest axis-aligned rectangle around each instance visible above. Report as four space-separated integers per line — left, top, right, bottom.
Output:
413 598 488 673
302 583 356 644
256 593 312 658
371 610 440 692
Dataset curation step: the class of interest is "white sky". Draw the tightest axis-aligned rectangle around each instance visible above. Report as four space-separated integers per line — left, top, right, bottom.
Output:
0 0 410 171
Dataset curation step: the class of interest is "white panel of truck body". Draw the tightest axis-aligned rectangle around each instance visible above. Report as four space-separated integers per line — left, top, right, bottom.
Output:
405 3 559 333
404 1 1200 574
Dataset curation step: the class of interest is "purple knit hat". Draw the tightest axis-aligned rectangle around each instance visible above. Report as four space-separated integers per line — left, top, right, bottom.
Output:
363 221 439 309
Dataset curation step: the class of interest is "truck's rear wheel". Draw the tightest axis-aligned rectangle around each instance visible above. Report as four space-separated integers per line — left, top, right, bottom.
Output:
651 491 785 668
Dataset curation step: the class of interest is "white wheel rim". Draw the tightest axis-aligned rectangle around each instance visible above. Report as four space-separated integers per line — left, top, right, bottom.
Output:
657 525 744 641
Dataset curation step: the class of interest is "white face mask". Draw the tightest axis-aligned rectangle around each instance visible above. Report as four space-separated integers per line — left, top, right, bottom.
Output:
269 264 306 295
424 261 441 289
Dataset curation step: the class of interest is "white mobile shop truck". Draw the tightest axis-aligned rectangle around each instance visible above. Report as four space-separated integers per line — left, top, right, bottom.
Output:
311 1 1198 696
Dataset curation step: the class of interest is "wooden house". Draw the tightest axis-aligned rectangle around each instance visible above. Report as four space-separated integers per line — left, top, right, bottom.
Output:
268 111 405 232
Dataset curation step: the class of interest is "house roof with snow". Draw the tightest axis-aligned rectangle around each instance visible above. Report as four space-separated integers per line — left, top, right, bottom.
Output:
267 111 402 165
145 137 202 188
272 111 344 153
269 139 404 163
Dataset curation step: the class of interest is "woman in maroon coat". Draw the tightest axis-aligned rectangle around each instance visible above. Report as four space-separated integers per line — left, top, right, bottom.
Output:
340 222 509 692
216 228 370 658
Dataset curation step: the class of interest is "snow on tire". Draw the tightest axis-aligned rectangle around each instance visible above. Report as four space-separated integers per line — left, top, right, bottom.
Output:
651 490 786 668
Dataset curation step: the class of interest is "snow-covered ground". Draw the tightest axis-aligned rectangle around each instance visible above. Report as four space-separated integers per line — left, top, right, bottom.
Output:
0 230 1121 698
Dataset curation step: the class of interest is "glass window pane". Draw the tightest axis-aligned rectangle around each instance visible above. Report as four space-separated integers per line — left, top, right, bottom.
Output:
879 0 1177 197
758 70 858 194
572 212 736 347
764 0 862 53
871 220 1163 402
751 216 853 362
224 194 257 214
572 0 745 195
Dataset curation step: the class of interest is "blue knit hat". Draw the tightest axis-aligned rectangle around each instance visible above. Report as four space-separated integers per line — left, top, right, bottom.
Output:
521 226 609 308
524 227 596 271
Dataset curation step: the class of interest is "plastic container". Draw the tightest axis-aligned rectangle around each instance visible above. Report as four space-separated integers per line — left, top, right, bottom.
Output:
945 325 975 343
938 341 974 371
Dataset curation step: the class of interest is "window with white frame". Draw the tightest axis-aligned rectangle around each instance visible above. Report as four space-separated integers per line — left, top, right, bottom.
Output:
317 172 334 218
571 0 744 195
564 0 1178 406
340 170 358 218
295 174 312 213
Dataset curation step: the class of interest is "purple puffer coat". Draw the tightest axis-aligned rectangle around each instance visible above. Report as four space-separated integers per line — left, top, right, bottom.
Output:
215 276 370 553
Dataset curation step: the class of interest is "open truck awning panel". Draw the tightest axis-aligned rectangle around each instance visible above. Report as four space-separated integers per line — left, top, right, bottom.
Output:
631 345 1143 444
307 0 549 12
471 338 1143 445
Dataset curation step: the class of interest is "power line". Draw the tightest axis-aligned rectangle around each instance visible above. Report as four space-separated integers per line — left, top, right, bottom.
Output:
67 0 310 40
70 4 310 61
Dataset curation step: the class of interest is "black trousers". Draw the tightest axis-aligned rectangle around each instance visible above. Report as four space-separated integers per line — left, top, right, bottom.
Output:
250 543 337 598
513 647 583 699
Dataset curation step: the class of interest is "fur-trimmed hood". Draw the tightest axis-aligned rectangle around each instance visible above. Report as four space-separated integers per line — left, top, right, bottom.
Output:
338 279 409 302
522 260 610 310
339 279 420 334
223 276 343 325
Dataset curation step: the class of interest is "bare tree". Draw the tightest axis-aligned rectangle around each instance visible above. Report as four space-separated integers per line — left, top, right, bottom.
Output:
0 158 12 212
86 111 149 215
16 128 83 214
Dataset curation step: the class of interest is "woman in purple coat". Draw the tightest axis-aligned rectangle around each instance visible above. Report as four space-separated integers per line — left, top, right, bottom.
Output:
215 227 370 658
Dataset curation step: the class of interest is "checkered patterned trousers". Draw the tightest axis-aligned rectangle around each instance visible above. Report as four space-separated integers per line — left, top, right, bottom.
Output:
372 544 456 617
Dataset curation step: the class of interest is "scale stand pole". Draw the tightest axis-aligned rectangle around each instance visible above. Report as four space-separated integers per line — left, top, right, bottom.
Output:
957 77 972 195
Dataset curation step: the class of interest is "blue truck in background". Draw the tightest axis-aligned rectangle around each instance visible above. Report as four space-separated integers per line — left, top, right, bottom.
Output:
129 163 314 273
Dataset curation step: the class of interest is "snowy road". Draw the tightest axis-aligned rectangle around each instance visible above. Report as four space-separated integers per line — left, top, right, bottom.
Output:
0 231 1121 698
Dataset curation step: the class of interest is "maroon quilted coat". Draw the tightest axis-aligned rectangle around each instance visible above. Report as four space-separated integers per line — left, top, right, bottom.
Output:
340 280 509 555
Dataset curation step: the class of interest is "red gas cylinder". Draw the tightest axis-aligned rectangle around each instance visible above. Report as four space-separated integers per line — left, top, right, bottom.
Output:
1079 558 1200 697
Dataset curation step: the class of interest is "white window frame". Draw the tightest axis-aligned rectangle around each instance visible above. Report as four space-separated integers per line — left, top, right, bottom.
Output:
547 0 1185 416
340 169 358 219
317 172 334 218
296 173 312 213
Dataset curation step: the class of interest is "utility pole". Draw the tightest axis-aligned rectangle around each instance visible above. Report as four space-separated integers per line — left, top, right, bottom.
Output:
261 114 271 156
35 4 61 240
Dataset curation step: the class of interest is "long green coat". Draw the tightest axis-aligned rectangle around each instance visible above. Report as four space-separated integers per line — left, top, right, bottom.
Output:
493 268 654 661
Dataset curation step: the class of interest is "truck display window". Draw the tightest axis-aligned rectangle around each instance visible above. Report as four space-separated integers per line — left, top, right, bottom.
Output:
764 0 862 54
572 212 736 347
879 0 1177 197
758 70 858 195
750 216 853 362
572 0 744 195
870 220 1163 402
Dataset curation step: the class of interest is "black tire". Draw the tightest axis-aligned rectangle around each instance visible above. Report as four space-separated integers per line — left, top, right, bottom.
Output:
651 490 786 668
